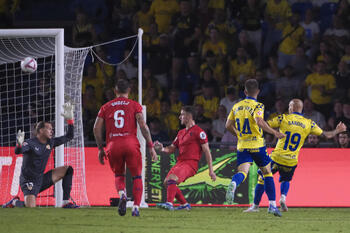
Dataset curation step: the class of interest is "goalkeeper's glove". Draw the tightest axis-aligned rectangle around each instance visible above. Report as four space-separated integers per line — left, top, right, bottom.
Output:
61 102 74 121
17 130 25 146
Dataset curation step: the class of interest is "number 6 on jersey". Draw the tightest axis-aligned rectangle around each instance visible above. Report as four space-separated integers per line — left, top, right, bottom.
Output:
114 110 125 128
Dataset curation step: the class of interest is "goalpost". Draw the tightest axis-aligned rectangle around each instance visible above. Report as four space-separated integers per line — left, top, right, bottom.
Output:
0 29 90 207
0 28 147 207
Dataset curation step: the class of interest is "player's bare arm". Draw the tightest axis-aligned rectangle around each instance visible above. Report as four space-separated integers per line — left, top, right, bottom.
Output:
135 113 158 162
255 117 285 139
93 117 106 165
154 141 177 154
201 142 216 181
322 122 347 139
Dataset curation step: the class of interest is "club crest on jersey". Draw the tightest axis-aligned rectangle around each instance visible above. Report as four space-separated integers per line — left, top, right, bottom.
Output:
46 145 51 150
200 132 207 139
26 182 34 191
22 142 28 146
257 110 263 116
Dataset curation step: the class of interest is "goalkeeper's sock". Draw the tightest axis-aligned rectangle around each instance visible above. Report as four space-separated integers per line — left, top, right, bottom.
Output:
280 181 290 196
175 186 187 205
115 174 126 192
132 176 143 206
263 174 276 205
231 171 247 187
166 180 177 204
62 166 73 200
254 183 265 206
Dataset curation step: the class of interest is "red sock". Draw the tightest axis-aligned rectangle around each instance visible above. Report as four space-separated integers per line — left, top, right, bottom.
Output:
133 176 143 206
115 175 125 192
175 186 187 204
166 180 177 203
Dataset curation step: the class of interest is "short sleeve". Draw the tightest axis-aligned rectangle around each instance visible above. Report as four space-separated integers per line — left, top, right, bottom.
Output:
310 120 323 136
97 105 105 119
198 130 208 144
268 114 283 128
172 136 179 148
135 102 143 114
228 108 235 121
253 103 264 119
327 75 336 90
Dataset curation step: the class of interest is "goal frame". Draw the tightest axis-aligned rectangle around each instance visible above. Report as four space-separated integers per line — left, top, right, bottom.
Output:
0 29 65 207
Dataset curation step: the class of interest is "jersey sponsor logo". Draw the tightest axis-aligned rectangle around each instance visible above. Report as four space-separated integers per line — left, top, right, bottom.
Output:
199 132 207 140
35 147 39 151
109 132 130 138
26 182 34 191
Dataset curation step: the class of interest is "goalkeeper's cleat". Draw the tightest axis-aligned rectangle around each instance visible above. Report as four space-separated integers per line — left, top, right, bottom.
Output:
156 202 174 211
2 196 19 208
243 205 259 213
132 207 140 217
279 199 288 212
62 202 80 208
226 182 236 204
118 194 127 216
268 205 282 217
175 203 191 211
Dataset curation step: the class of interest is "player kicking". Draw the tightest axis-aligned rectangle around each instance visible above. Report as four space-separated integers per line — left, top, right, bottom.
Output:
2 102 78 208
93 79 157 217
154 106 216 211
225 79 285 217
244 99 346 213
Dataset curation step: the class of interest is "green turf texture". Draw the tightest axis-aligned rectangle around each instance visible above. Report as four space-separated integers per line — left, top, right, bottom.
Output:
1 207 349 233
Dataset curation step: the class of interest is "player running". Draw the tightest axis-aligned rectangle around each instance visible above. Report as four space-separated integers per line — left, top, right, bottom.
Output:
154 106 216 211
93 79 157 217
244 99 346 213
225 79 285 217
2 102 78 208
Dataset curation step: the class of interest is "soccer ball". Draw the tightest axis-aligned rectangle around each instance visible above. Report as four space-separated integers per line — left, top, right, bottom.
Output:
21 57 37 73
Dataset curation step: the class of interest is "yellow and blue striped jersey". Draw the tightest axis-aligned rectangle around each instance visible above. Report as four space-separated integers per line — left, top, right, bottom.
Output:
268 112 323 166
228 97 265 150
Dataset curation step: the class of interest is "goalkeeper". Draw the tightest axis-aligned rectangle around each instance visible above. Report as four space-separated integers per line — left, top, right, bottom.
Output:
2 102 78 208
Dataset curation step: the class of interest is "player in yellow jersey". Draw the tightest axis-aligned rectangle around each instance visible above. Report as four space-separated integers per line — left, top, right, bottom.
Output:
244 99 346 213
225 79 285 217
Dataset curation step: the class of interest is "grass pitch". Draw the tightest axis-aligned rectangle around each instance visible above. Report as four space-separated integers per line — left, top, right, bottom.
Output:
1 207 349 233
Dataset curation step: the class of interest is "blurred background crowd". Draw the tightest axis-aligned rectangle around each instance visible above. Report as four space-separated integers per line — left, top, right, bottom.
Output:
2 0 350 148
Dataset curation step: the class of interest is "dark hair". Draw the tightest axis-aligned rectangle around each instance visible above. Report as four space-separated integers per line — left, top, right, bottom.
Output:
244 79 259 95
181 105 196 118
35 121 51 135
227 86 235 95
115 78 130 93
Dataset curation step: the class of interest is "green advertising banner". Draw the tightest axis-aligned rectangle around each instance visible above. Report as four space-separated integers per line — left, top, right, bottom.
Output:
143 149 258 205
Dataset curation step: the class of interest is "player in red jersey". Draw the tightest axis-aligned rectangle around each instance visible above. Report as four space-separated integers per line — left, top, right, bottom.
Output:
154 106 216 210
93 79 157 217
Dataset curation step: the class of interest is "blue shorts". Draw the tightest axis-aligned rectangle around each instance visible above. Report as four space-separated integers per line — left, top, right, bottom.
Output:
237 146 271 167
271 160 297 182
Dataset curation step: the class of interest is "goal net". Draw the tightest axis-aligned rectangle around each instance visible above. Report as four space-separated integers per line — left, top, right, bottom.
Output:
0 29 146 207
0 29 90 207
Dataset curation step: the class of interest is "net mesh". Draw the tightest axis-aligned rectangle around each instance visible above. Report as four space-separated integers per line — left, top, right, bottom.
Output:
0 35 90 206
0 31 144 207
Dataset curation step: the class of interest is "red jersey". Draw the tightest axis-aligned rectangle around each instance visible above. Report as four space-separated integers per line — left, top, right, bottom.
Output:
173 125 208 161
97 97 143 144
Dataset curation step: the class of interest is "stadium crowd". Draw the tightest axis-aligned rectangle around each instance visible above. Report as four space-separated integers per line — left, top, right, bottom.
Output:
4 0 350 148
